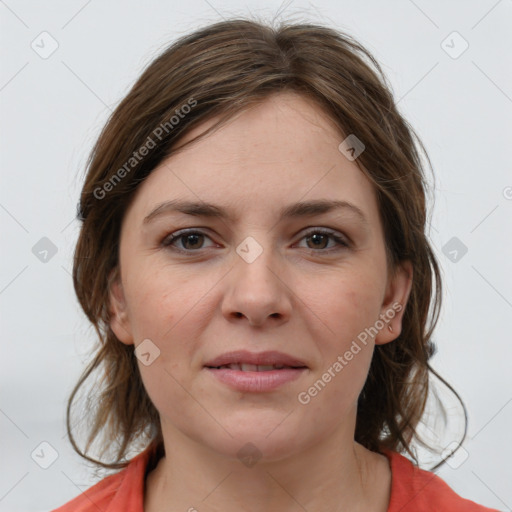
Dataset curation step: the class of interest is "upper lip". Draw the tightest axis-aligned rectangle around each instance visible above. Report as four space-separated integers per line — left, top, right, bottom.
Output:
204 350 308 368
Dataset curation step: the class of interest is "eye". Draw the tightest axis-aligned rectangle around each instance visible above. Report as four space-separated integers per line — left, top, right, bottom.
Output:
161 227 350 254
162 229 216 252
296 228 349 252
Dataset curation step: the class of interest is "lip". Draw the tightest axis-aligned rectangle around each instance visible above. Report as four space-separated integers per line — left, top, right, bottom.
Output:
204 350 308 393
205 367 307 392
204 350 308 368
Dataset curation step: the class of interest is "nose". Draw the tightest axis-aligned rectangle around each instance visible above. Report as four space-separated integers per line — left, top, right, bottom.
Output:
221 243 293 327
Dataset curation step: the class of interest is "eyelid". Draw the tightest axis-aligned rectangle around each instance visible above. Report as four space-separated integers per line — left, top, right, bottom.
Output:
161 228 217 249
299 226 349 243
161 226 351 254
295 227 350 251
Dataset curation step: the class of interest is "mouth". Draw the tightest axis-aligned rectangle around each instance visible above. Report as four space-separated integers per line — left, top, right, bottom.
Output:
204 350 308 370
204 350 308 392
206 363 306 371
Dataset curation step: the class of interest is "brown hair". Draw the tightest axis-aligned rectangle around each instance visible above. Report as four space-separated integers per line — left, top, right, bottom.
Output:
68 17 466 471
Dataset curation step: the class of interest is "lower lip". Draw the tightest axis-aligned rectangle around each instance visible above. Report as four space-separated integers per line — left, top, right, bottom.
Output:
205 367 307 392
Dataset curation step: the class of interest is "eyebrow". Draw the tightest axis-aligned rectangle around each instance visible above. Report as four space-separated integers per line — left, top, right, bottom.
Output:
143 199 369 226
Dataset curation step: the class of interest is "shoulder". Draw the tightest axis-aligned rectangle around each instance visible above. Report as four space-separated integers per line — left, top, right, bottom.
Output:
50 444 158 512
50 468 127 512
384 450 500 512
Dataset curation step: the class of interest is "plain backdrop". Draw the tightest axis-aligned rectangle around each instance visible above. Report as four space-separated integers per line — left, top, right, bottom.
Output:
0 1 511 510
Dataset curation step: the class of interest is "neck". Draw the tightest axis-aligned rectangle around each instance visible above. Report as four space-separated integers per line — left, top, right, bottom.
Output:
144 421 391 512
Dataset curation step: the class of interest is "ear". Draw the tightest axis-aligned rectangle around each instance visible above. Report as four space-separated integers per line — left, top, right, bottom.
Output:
108 268 134 345
374 260 413 346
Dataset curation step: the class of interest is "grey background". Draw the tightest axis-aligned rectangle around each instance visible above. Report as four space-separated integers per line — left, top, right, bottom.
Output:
0 0 511 510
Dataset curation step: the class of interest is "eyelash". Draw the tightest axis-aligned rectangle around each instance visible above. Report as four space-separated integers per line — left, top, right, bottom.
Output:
161 228 350 255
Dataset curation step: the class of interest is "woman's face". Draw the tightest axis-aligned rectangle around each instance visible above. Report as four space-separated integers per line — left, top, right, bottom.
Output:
109 92 412 461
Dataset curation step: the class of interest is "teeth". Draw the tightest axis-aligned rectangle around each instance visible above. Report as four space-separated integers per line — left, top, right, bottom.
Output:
254 364 278 371
240 363 259 372
218 363 292 371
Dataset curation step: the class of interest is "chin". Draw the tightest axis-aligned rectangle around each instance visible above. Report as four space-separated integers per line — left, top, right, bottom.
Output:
198 411 311 463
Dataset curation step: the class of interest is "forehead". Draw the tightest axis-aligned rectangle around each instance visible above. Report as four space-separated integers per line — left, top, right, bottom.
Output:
173 91 343 152
124 92 381 230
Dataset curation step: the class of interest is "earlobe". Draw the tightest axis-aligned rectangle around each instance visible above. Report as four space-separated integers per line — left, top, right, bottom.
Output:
108 268 134 345
375 260 413 345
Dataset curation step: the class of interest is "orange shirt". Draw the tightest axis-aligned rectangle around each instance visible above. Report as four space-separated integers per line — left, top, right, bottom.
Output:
51 443 500 511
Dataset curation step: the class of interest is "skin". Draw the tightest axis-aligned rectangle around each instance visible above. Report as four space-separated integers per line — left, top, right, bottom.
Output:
109 91 413 512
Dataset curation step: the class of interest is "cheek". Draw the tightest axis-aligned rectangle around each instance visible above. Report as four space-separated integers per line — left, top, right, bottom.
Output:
314 271 384 345
301 273 382 402
125 264 203 339
129 272 202 423
124 264 221 383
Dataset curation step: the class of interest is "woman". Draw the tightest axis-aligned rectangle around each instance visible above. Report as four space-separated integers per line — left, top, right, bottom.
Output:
52 18 499 511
